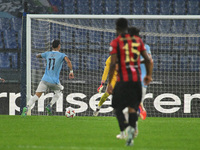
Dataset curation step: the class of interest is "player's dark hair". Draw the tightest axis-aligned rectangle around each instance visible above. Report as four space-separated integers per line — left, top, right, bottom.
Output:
128 27 140 36
52 40 60 48
116 18 128 32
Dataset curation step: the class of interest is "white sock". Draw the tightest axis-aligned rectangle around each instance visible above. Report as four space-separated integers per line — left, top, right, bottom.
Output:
50 91 61 107
97 106 101 109
121 131 125 137
123 107 129 122
27 95 39 109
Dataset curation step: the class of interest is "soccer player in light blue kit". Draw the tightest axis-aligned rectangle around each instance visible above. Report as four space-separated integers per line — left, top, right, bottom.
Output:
127 26 152 120
139 44 152 119
21 40 74 116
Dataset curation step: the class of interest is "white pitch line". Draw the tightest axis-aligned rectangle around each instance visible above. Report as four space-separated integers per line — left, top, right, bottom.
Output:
16 145 123 150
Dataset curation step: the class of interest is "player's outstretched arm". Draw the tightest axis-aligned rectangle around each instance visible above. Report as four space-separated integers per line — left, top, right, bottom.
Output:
64 56 74 79
97 65 107 93
141 51 153 85
97 56 111 93
0 77 5 82
140 53 152 64
108 54 117 94
36 54 42 58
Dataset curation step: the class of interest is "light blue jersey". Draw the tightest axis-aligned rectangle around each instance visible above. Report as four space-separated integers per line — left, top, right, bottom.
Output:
140 44 151 88
41 51 67 84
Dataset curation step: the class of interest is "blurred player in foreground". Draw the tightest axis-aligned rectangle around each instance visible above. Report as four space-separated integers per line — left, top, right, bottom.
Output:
94 28 152 119
21 40 74 116
116 27 153 140
93 56 117 116
108 18 153 146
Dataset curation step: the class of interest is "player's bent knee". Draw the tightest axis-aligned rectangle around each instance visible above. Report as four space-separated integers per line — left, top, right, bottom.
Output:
60 85 64 91
35 92 43 98
54 90 62 98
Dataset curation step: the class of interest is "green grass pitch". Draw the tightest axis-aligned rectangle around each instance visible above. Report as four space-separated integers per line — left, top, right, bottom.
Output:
0 115 199 150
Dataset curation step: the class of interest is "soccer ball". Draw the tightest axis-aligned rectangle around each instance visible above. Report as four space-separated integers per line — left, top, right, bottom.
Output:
65 107 76 118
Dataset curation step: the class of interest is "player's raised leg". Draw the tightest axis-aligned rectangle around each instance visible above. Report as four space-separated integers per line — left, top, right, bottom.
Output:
126 125 135 146
46 83 63 116
93 92 109 116
46 90 62 116
126 107 138 146
93 55 117 116
115 108 129 139
118 107 139 139
116 107 128 139
21 81 46 117
21 92 42 117
139 87 147 120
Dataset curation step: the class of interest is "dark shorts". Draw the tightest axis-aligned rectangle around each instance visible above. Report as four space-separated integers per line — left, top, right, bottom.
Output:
112 81 142 111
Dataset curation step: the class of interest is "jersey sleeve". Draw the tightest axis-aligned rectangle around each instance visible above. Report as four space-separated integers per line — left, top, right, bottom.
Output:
101 56 111 81
109 39 118 55
145 44 151 54
62 53 67 60
41 52 48 58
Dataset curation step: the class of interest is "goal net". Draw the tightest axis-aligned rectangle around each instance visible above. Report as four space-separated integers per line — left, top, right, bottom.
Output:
26 15 200 117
